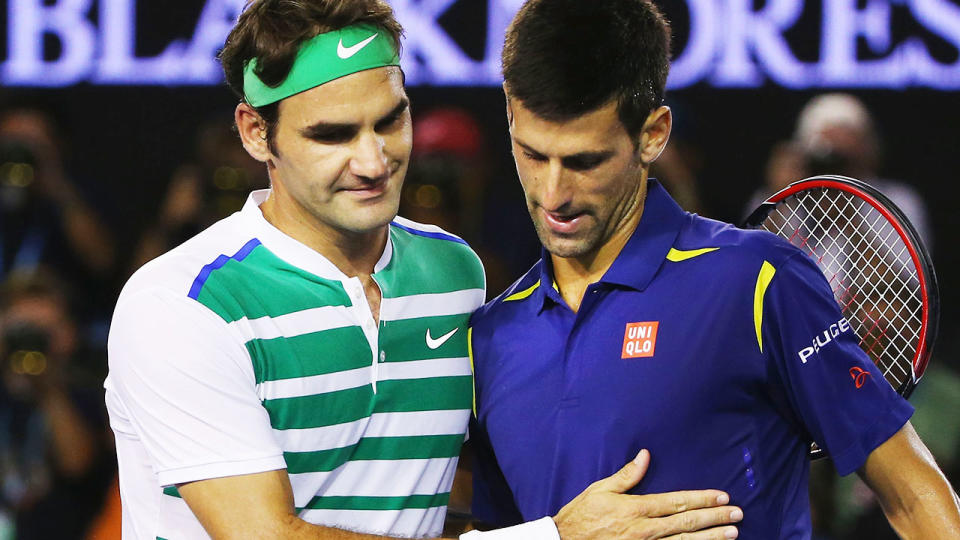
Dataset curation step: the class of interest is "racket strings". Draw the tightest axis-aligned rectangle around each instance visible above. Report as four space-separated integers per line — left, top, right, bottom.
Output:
761 188 922 390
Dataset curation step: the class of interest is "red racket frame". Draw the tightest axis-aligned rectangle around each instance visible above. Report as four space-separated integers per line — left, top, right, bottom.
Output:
743 175 939 398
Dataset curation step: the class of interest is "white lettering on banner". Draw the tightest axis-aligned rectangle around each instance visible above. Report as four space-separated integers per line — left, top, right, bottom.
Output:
713 0 813 87
910 0 960 88
820 0 892 84
391 0 477 83
96 0 186 83
4 0 97 86
1 0 959 88
669 0 718 87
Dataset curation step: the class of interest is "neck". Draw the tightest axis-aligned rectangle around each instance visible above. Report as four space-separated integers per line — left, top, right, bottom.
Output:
551 176 648 312
260 190 387 278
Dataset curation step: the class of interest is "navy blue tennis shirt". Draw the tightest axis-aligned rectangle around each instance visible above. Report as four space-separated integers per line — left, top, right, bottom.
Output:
469 180 913 538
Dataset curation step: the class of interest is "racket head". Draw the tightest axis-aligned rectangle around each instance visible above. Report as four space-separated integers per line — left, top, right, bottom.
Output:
743 175 939 457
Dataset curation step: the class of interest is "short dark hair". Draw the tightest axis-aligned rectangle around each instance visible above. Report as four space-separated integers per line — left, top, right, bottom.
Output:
502 0 671 137
219 0 404 151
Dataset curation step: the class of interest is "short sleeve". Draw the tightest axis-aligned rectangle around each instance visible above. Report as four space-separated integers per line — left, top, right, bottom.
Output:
106 287 287 486
761 253 914 476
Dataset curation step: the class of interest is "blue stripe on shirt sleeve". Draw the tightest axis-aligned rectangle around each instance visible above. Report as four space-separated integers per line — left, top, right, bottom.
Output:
187 238 262 299
391 221 468 245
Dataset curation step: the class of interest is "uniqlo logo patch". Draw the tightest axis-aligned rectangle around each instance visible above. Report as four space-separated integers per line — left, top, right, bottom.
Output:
622 321 659 358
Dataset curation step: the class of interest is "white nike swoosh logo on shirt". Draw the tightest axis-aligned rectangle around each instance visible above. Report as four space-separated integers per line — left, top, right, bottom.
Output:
426 327 459 350
337 33 379 59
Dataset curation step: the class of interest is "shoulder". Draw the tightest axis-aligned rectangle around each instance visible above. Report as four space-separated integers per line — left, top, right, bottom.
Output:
389 216 485 288
471 261 542 332
671 214 806 275
108 218 254 382
390 216 475 255
118 213 254 313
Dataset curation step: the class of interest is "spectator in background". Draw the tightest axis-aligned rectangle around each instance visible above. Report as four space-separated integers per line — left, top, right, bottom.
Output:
0 108 118 319
131 119 269 271
796 93 932 248
401 107 512 296
0 269 114 539
750 93 932 250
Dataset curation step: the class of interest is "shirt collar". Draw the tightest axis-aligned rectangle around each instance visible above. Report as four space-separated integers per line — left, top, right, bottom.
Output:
535 179 687 308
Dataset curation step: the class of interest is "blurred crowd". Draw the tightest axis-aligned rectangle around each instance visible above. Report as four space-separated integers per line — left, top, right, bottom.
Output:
0 93 955 539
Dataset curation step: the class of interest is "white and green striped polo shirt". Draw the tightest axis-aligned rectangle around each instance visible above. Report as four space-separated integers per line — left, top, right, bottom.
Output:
105 190 485 539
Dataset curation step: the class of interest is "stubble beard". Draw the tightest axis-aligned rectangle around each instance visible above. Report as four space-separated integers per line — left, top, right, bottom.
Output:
530 207 603 260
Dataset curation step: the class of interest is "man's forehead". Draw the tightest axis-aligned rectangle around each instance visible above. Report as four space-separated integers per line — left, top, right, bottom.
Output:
510 99 628 154
277 66 406 123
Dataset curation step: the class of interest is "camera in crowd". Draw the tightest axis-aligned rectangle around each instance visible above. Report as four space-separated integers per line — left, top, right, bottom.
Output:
803 144 855 177
0 138 39 214
3 321 51 376
1 321 53 402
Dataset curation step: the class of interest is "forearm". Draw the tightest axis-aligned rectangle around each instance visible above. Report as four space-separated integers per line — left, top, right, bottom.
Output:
877 465 960 539
180 471 446 540
190 502 444 540
860 423 960 539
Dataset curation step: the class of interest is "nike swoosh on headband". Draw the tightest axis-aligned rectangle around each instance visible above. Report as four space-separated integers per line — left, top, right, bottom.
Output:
337 33 379 59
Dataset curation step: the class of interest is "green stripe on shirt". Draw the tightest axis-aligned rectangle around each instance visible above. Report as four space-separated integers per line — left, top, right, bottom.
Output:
377 227 485 297
195 245 352 322
299 492 450 511
284 434 464 474
247 326 371 383
263 376 473 429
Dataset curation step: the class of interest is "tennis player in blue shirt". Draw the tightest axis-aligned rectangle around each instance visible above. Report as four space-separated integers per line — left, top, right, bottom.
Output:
468 0 960 537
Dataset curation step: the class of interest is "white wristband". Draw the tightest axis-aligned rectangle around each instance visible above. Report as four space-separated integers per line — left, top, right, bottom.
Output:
459 516 560 540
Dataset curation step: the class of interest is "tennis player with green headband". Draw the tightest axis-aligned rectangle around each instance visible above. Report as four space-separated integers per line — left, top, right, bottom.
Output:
105 0 743 538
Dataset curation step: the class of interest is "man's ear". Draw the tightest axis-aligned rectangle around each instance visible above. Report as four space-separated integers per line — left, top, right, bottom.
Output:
637 105 672 165
235 102 273 163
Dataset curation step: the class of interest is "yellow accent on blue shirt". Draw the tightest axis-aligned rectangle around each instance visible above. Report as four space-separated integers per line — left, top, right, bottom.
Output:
504 280 541 302
666 247 719 262
753 261 777 352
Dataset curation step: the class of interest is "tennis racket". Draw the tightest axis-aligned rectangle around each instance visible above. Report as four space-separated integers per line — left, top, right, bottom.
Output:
742 175 939 458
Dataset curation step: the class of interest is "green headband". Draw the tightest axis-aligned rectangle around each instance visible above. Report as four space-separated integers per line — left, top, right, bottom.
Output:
243 23 400 107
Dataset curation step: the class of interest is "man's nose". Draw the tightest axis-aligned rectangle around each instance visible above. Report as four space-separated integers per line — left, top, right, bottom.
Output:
350 132 389 181
538 160 572 211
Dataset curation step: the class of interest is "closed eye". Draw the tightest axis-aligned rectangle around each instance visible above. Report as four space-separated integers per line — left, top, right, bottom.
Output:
375 100 409 133
522 150 547 162
562 152 612 171
301 125 358 144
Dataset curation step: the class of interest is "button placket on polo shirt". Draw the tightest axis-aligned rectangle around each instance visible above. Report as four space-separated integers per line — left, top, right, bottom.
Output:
345 277 381 392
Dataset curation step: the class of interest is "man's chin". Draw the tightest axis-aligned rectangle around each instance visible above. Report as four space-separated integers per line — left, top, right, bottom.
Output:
538 233 594 260
340 198 400 230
